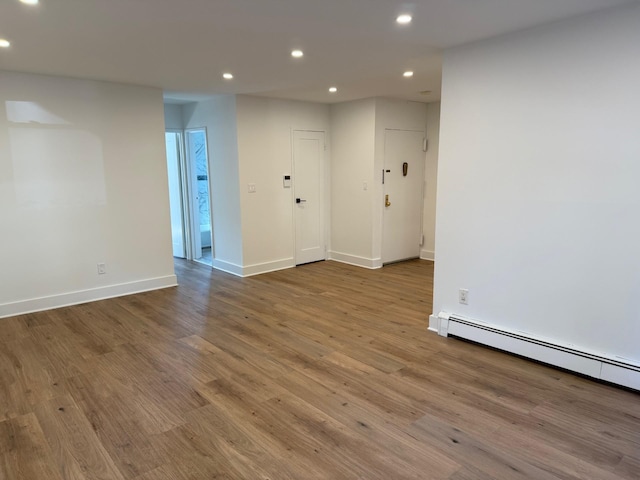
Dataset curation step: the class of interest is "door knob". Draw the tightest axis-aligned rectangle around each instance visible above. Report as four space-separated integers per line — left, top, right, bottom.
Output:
296 198 307 204
385 194 391 207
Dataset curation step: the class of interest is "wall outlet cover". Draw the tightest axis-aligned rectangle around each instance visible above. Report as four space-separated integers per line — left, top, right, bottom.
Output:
459 288 469 305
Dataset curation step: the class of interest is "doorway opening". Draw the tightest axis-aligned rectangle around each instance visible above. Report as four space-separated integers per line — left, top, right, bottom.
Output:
164 128 213 266
185 128 213 265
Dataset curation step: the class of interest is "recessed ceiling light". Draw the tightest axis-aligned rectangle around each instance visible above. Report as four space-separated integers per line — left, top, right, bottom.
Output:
0 39 10 48
291 49 304 58
420 90 432 96
20 0 39 5
223 73 233 80
329 87 337 93
403 71 414 78
396 14 412 25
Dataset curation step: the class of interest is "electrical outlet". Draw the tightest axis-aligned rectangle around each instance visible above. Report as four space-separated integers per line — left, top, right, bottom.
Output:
248 183 256 193
97 263 107 275
459 288 469 305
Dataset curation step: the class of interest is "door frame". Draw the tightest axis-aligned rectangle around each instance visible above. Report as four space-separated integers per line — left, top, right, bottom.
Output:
291 129 330 265
184 127 214 262
165 129 188 258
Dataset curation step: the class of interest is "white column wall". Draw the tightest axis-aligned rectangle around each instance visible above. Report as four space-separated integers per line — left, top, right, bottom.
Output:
0 72 176 317
433 4 640 363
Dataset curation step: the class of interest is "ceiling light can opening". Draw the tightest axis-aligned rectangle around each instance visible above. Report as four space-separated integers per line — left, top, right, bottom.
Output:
403 71 414 78
291 49 304 58
20 0 39 5
329 87 337 93
223 73 233 80
396 14 412 24
0 39 11 48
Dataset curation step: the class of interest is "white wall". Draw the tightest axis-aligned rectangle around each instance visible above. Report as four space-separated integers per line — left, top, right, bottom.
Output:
329 99 377 266
164 95 435 277
235 95 331 274
0 72 176 317
182 96 243 272
164 95 434 277
163 103 183 130
329 98 430 268
422 102 440 261
373 98 428 263
433 3 640 364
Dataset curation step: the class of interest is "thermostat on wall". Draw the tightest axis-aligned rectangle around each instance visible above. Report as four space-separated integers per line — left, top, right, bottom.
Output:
283 175 291 188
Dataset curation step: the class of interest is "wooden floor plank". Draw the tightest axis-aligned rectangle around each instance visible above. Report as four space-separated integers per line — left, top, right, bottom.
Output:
273 368 460 478
65 374 168 478
407 411 564 480
34 395 126 480
0 258 637 479
0 413 65 480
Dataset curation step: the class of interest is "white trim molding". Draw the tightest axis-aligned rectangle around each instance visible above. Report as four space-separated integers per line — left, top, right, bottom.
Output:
242 258 295 277
211 259 244 277
432 312 640 391
212 258 295 277
328 251 382 269
0 275 178 319
428 314 440 333
420 249 435 261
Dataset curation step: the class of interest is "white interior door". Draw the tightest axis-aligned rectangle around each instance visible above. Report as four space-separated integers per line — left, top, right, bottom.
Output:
382 129 425 264
293 130 326 265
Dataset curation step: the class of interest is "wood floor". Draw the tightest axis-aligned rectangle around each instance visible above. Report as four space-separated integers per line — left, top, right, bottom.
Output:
0 259 638 479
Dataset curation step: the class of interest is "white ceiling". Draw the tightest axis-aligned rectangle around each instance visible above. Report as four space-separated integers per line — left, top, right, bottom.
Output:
0 0 634 104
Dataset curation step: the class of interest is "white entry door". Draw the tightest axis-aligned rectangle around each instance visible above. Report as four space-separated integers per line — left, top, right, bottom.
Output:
382 129 425 264
293 130 326 265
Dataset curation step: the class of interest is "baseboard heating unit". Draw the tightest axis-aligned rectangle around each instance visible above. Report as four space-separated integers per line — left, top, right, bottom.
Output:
432 312 640 391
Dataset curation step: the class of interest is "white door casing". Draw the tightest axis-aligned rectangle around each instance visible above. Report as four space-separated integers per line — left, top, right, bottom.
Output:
165 131 186 258
293 130 326 265
185 130 202 258
185 128 213 261
382 129 425 264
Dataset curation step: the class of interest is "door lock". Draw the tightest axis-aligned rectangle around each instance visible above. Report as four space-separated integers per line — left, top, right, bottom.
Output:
385 194 391 207
296 198 307 204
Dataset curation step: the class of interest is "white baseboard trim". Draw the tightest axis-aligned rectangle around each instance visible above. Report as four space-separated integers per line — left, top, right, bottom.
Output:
428 314 439 333
211 259 244 277
212 258 295 277
435 312 640 391
242 258 295 277
0 275 178 319
328 251 382 269
420 249 435 261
